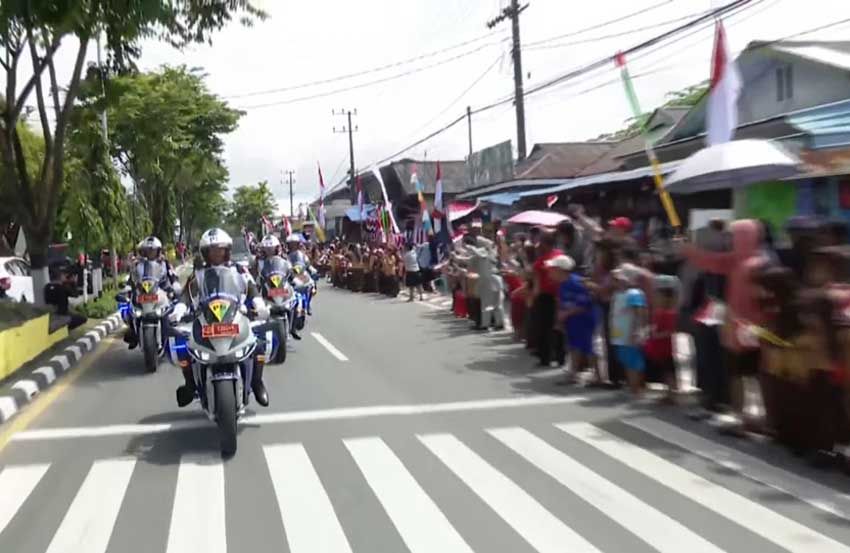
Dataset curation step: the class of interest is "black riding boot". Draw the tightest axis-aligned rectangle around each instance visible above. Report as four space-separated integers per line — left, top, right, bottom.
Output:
252 360 269 406
124 327 138 349
176 367 196 407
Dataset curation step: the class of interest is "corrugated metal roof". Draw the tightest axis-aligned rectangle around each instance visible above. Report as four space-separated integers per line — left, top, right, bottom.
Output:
788 98 850 149
519 161 681 198
772 44 850 71
456 178 571 199
514 142 614 179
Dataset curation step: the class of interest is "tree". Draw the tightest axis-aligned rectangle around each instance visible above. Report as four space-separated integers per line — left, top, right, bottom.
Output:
595 80 709 141
0 1 265 303
228 181 277 238
103 66 242 242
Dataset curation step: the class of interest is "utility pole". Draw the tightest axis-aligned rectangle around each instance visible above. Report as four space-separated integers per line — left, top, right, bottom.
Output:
332 109 358 201
467 105 475 188
284 170 296 218
487 0 529 161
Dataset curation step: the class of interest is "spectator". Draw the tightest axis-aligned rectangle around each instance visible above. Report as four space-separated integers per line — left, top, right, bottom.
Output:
610 264 649 396
551 254 600 386
44 267 87 331
531 231 565 367
645 275 680 403
402 242 423 302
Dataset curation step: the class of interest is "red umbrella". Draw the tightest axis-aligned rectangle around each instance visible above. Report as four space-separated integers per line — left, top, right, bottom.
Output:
506 210 568 227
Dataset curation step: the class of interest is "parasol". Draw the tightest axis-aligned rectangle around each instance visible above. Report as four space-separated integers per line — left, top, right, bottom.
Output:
506 210 569 227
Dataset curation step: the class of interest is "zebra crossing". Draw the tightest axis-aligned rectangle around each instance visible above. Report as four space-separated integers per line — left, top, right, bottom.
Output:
2 419 850 553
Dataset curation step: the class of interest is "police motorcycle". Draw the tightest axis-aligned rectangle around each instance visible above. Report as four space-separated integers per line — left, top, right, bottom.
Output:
117 260 179 373
290 263 316 334
257 256 295 364
167 266 273 456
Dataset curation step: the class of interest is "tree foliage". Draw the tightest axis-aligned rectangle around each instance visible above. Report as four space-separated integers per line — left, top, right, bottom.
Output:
227 181 277 238
595 80 709 141
0 0 264 288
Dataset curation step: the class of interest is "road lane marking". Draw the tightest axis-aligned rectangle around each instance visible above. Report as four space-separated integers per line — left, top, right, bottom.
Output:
418 301 443 311
419 432 600 553
11 395 590 441
45 458 136 553
489 427 724 553
346 436 473 553
559 422 850 553
624 417 850 520
0 463 50 535
0 338 116 453
264 443 352 553
311 332 349 361
166 454 226 553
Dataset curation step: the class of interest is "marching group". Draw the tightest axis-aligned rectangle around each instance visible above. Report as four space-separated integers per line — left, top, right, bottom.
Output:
323 206 850 470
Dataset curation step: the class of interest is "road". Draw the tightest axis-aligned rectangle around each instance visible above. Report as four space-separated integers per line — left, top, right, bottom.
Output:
2 284 850 553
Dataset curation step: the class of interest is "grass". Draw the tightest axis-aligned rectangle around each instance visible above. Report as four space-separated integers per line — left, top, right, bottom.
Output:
72 292 117 320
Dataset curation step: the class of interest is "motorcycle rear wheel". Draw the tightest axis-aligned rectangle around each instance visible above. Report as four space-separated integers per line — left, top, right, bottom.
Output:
214 379 238 456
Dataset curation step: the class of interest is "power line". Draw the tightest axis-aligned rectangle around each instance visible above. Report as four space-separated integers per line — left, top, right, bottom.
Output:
223 31 501 99
236 42 499 110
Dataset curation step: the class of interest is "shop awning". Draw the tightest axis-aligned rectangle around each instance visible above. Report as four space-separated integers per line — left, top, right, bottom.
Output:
788 98 850 150
477 192 521 206
518 161 681 198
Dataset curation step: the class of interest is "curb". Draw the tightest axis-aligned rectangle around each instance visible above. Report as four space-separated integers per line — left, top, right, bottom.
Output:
0 313 123 424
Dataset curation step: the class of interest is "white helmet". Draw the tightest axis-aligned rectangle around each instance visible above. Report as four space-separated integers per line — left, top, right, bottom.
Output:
137 236 162 257
260 234 281 251
199 228 233 264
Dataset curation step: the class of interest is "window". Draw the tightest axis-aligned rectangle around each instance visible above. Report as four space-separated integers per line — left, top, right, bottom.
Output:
776 64 793 102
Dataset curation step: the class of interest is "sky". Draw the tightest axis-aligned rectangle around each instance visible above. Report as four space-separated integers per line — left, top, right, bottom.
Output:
11 0 850 216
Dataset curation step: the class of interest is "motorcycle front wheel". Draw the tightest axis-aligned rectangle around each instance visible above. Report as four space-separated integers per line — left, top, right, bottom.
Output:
214 379 238 456
272 317 287 365
142 325 158 373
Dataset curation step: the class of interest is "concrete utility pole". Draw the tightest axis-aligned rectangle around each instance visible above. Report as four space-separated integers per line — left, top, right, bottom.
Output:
332 109 358 201
284 170 296 218
487 0 529 161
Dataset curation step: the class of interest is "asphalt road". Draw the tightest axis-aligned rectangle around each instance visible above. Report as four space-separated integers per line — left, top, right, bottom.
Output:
3 284 850 553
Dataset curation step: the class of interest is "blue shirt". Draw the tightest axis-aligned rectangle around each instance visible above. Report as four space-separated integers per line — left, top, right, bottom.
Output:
610 288 647 346
559 274 598 334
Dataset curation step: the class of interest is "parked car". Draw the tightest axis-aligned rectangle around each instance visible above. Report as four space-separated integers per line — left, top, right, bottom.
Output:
0 256 34 302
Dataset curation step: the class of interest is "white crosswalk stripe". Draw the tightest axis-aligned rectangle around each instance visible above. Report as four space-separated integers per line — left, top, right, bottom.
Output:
264 443 352 553
0 464 49 535
346 436 473 553
559 422 850 553
166 454 226 553
2 422 850 553
45 458 136 553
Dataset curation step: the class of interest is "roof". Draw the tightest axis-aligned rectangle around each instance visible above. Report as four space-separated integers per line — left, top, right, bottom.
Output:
789 98 850 150
576 134 647 176
754 40 850 71
514 142 614 179
519 160 682 198
607 107 693 161
456 178 570 200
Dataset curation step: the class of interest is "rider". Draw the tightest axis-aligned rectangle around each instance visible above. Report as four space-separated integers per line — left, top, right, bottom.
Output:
123 236 177 349
172 228 271 408
287 234 317 316
253 234 292 277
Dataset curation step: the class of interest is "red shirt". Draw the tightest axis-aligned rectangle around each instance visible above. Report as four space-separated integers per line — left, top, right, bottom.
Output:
533 249 564 296
644 308 677 361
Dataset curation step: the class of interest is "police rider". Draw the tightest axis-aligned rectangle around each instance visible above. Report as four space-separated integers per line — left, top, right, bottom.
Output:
253 234 292 277
123 236 177 349
171 228 271 408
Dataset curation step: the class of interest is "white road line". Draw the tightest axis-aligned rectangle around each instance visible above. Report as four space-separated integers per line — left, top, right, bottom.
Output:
264 443 352 553
166 454 226 553
0 464 50 535
34 366 57 385
489 427 724 553
346 436 473 553
559 422 850 553
51 355 70 372
11 379 39 399
10 395 589 441
625 417 850 520
419 433 601 553
45 458 136 553
311 332 349 361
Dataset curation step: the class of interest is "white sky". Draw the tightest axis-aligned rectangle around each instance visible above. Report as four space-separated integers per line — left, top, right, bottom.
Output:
11 0 850 215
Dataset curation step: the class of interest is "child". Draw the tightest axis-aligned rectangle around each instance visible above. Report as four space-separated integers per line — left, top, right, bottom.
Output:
644 276 680 403
549 254 600 386
610 264 649 396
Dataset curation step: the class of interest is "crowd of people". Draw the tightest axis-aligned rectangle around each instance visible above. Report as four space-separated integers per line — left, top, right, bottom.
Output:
321 205 850 470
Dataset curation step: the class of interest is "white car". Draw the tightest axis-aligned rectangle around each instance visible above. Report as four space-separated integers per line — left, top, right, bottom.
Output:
0 256 34 302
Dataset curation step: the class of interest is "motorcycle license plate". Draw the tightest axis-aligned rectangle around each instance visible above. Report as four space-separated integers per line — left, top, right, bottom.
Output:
269 288 287 298
138 294 158 304
202 323 239 338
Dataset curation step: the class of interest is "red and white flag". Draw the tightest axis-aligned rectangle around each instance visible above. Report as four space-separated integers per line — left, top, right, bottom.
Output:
546 194 559 209
317 162 326 228
282 216 292 238
706 19 741 146
261 214 273 235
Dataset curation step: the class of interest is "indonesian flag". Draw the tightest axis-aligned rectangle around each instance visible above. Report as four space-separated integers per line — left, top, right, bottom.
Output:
432 161 444 233
356 175 365 220
706 19 741 146
282 216 292 238
317 162 326 228
261 214 273 235
546 194 558 209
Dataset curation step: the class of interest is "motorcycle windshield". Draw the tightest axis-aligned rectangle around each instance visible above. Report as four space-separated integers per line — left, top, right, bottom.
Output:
138 261 164 293
196 267 244 302
261 257 290 281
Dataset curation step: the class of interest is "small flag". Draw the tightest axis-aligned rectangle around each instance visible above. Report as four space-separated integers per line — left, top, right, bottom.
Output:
707 19 741 146
261 214 273 235
546 194 558 209
318 162 326 228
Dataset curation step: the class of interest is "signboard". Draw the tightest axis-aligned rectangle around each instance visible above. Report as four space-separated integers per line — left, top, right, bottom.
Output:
467 140 513 188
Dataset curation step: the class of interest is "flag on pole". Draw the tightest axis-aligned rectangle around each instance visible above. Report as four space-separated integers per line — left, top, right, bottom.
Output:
356 175 365 220
317 162 326 228
432 162 444 234
411 166 433 235
306 205 326 242
706 19 741 146
615 52 681 229
546 194 559 209
372 167 400 233
282 216 292 238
